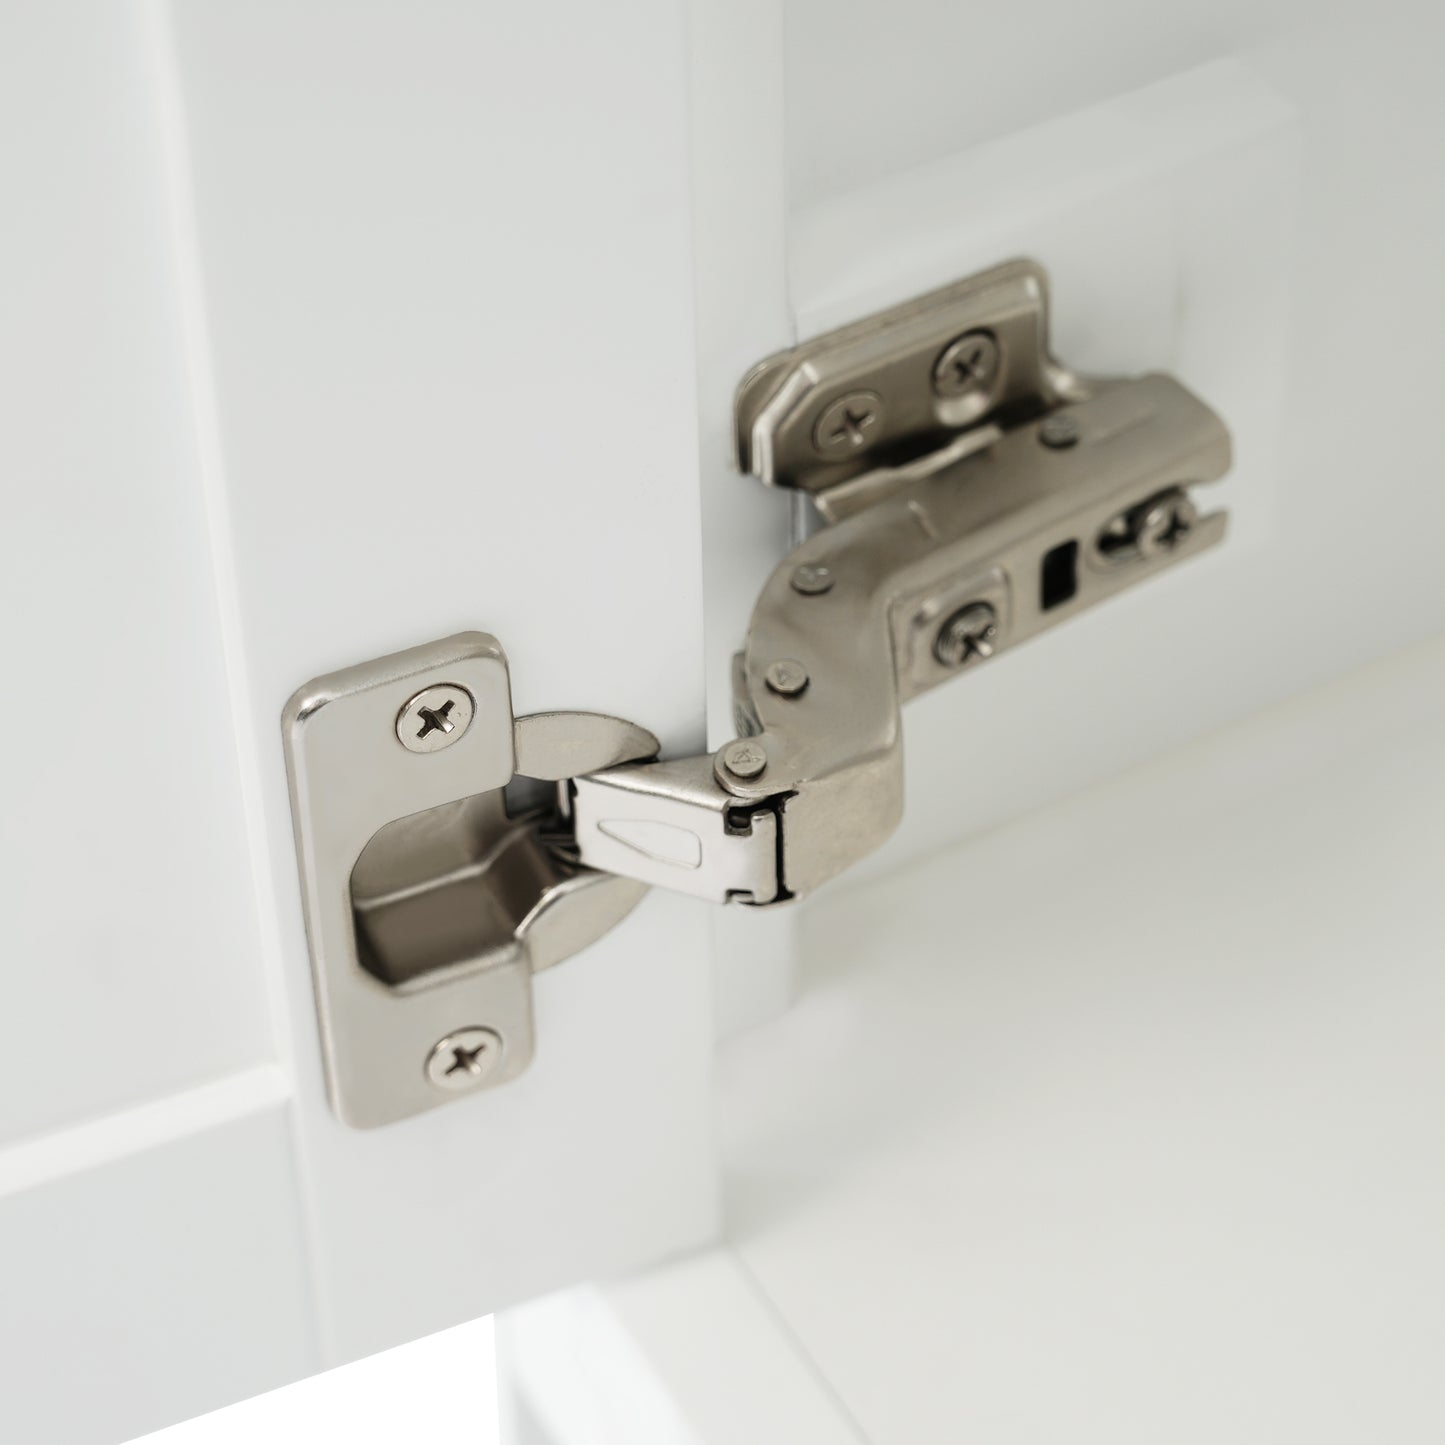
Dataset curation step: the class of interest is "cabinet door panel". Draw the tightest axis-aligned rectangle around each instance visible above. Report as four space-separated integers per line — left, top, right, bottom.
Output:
0 3 718 1441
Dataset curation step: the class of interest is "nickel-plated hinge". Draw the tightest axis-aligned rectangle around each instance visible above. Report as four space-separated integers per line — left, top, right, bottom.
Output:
284 259 1231 1122
567 258 1228 905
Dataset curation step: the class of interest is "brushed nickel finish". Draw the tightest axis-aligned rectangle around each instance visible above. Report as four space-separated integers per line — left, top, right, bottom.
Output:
283 634 656 1126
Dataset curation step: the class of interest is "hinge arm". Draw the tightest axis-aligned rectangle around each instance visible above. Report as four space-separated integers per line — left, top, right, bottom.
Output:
568 371 1230 905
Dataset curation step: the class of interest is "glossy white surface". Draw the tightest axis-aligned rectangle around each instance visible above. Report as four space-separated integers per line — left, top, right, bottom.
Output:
721 637 1445 1442
502 635 1445 1443
785 2 1423 217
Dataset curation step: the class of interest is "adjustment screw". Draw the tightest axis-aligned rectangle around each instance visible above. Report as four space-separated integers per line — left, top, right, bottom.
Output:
790 562 835 596
932 330 1000 400
813 391 884 459
1039 412 1081 449
397 684 475 753
425 1027 503 1091
764 659 810 697
934 602 999 668
720 738 768 779
1133 489 1197 558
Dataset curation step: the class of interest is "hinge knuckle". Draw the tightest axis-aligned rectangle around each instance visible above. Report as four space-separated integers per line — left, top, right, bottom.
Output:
571 757 784 905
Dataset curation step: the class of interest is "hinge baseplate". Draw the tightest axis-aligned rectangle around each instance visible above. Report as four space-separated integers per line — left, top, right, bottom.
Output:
736 259 1070 497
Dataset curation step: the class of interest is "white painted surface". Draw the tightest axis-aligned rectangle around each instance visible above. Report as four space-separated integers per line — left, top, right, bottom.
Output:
716 636 1445 1443
501 635 1445 1442
0 1107 318 1445
784 1 1415 218
722 638 1445 1439
1 2 720 1440
0 0 274 1148
0 14 311 1436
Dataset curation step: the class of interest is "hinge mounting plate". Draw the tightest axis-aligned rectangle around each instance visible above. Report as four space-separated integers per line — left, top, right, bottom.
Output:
735 260 1071 496
282 633 657 1127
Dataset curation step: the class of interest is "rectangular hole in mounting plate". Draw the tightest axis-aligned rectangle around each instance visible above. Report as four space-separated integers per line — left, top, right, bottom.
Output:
1041 540 1079 610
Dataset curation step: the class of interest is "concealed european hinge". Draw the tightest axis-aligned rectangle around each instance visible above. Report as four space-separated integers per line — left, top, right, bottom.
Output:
284 259 1231 1123
570 259 1228 901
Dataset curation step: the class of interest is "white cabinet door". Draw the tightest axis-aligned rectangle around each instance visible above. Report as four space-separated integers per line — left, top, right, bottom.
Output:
0 5 719 1442
3 3 1444 1444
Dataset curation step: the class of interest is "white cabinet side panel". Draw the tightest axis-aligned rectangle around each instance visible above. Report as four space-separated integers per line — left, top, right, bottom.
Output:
769 9 1445 879
786 62 1313 884
720 637 1445 1444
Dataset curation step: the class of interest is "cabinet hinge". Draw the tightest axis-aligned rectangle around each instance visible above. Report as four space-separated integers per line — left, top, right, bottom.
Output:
284 258 1231 1123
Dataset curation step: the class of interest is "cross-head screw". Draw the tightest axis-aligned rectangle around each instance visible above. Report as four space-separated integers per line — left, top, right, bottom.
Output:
813 391 884 459
425 1027 503 1091
1096 488 1198 563
396 683 475 753
933 330 1001 400
1133 489 1197 557
934 602 999 668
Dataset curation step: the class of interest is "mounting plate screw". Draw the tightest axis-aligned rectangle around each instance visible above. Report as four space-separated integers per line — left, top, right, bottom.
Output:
764 659 810 697
425 1027 503 1091
933 330 1000 399
720 738 768 779
791 563 835 595
1039 412 1081 449
1133 489 1197 558
813 391 884 459
397 684 474 753
934 602 999 668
